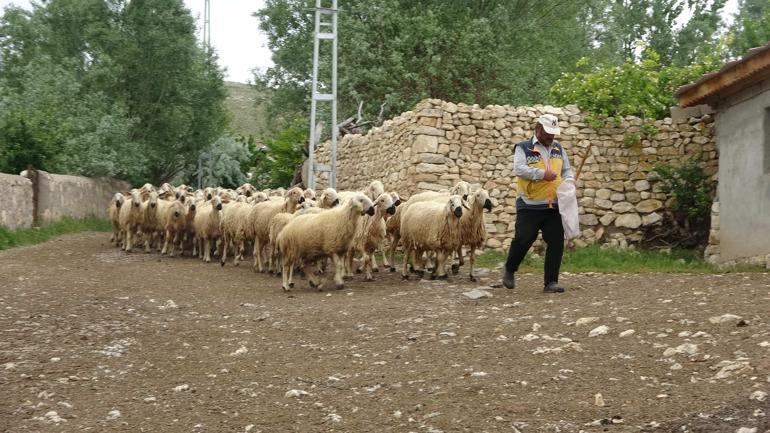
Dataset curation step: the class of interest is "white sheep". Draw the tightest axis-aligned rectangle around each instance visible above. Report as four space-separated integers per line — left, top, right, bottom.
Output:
219 199 253 266
400 195 464 280
385 181 471 271
348 192 396 281
138 191 160 253
338 180 386 204
266 199 319 275
193 195 224 262
455 188 493 281
303 188 316 201
118 189 143 252
158 196 188 256
108 192 125 245
277 194 375 291
318 188 340 208
248 187 304 272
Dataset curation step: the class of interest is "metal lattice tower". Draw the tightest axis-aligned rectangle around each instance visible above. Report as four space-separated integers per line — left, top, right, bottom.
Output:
307 0 338 190
203 0 211 52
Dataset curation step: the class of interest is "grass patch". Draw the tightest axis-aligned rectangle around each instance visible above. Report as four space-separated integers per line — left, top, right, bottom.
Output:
0 217 111 251
475 245 766 273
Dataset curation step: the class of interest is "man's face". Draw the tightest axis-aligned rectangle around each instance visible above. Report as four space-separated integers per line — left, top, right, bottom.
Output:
535 123 554 146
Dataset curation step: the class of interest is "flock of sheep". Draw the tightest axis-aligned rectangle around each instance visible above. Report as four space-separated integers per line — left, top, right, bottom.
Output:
108 180 493 291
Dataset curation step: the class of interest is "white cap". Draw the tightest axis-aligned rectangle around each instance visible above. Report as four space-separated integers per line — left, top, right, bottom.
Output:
537 113 561 135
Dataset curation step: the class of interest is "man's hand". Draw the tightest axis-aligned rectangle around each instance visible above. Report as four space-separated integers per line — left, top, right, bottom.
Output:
543 169 557 181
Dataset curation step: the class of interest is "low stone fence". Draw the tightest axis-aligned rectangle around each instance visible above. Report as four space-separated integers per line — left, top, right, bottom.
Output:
316 99 717 251
0 169 131 229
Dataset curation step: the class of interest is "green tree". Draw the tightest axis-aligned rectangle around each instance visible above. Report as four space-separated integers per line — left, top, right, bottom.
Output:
728 0 770 56
549 49 724 119
250 117 306 189
191 135 252 188
255 0 599 124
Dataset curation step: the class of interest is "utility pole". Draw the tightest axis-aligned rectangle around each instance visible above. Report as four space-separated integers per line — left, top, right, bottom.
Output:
307 0 338 190
203 0 211 52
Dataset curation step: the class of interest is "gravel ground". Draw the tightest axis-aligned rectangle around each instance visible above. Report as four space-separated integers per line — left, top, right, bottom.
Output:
0 232 768 433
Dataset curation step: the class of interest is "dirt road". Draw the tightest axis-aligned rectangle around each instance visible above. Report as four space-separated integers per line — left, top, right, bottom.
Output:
0 232 768 432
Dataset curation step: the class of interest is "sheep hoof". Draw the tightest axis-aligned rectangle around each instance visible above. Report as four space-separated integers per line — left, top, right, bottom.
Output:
429 274 437 280
220 261 225 267
416 271 425 279
289 282 294 289
365 277 374 282
234 262 239 267
309 280 317 289
451 264 460 274
389 267 396 273
355 269 362 274
401 275 409 280
408 265 415 272
427 267 435 273
469 275 477 282
436 274 448 280
373 267 379 273
282 285 291 292
335 284 345 290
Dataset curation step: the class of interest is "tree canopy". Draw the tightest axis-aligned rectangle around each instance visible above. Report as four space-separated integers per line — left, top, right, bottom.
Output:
0 0 230 184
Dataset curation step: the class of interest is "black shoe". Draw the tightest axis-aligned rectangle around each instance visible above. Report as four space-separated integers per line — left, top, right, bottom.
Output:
502 269 514 290
543 282 565 293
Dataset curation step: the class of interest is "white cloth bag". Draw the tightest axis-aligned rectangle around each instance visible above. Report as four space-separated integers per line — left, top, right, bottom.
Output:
556 178 580 239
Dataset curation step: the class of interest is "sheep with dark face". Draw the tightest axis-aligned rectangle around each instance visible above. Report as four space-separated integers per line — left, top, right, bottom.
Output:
399 195 464 280
385 181 471 272
348 192 397 281
318 188 340 208
247 187 304 272
455 188 493 281
277 194 374 291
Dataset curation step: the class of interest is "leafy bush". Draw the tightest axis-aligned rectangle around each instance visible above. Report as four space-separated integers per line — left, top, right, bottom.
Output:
549 50 723 120
249 118 307 189
651 158 712 220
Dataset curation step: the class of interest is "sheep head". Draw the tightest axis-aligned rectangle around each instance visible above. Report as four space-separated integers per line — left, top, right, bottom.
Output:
285 187 305 204
447 195 464 218
148 191 159 209
303 188 317 201
350 194 375 216
374 192 396 216
130 190 142 208
389 191 402 207
252 192 269 203
366 180 385 201
113 193 125 209
210 195 223 211
450 181 471 201
320 188 339 208
471 189 493 212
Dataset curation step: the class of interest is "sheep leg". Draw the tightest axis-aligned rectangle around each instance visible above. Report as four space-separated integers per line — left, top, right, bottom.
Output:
364 252 374 281
281 262 291 292
381 248 390 269
387 235 399 272
162 230 171 255
144 231 152 253
254 238 264 272
345 250 355 278
433 250 448 280
332 254 345 290
468 246 477 282
204 238 211 262
233 239 243 266
371 252 380 273
452 247 463 274
304 262 321 290
401 248 411 280
220 235 229 266
125 228 133 252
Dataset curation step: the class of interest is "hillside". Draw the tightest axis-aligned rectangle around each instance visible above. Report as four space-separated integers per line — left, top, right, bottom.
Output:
224 81 267 141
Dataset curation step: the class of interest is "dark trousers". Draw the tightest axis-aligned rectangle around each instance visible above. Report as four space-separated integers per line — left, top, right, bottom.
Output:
505 208 564 286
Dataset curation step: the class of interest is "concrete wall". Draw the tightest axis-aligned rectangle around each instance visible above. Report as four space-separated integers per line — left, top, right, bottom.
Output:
0 173 34 230
0 170 130 229
713 84 770 261
36 171 131 223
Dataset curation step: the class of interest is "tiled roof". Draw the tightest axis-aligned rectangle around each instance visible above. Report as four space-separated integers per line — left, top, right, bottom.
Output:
675 41 770 107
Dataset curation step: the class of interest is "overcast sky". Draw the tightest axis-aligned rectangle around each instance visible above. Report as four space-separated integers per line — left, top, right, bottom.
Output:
0 0 742 84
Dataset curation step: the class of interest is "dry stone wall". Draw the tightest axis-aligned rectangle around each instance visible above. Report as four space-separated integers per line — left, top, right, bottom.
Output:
316 99 717 250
